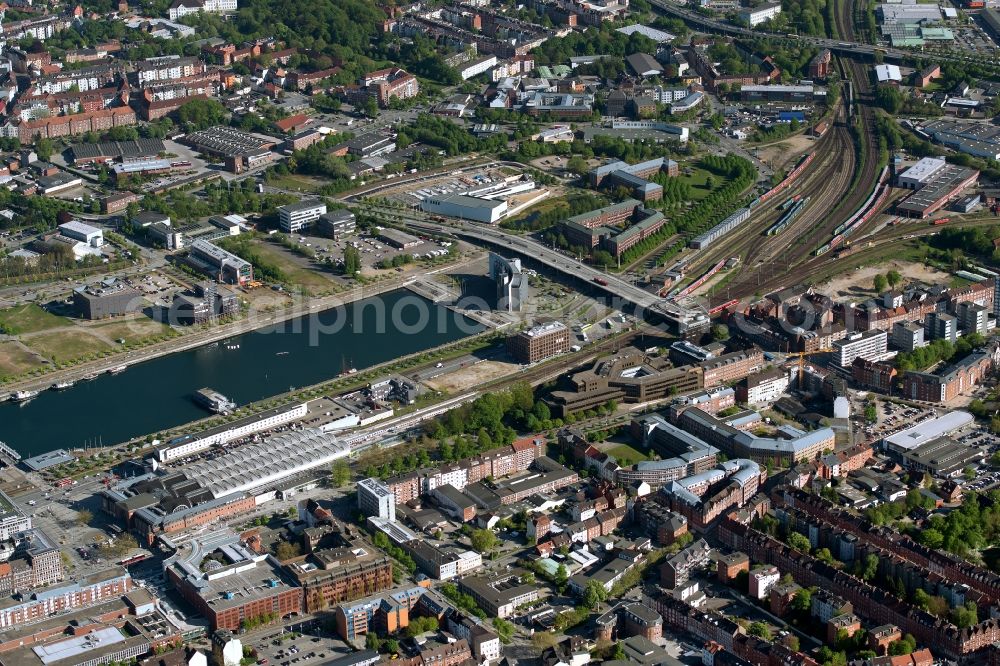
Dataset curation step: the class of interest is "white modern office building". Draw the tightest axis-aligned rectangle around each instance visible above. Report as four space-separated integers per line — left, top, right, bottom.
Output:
278 200 327 233
357 477 396 522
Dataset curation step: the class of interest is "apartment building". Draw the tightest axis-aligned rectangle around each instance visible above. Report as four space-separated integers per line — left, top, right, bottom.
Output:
834 329 888 367
0 569 131 628
136 56 203 85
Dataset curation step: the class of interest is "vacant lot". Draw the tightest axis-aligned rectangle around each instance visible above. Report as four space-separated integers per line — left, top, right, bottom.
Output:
424 360 518 393
816 260 950 298
0 341 44 377
26 330 111 364
252 240 341 296
757 134 815 172
266 173 324 193
0 304 70 335
91 318 174 345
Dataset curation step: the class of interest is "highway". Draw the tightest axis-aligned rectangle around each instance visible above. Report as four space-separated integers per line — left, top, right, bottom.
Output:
365 204 710 332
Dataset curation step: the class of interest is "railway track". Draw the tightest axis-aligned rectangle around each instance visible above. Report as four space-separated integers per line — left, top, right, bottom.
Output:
678 121 853 277
727 215 1000 299
702 49 882 303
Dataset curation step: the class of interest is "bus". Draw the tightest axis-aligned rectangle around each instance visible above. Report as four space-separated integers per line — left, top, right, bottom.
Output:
119 554 150 567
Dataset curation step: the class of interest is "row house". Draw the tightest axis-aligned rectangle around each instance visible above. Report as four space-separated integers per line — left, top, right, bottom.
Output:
902 343 1000 402
135 56 205 86
141 69 223 101
138 93 207 120
64 41 122 64
201 41 267 66
30 63 122 95
779 488 1000 605
14 85 125 120
1 14 72 43
8 47 50 73
0 568 132 628
286 67 342 92
385 438 545 499
8 106 136 143
535 507 625 556
732 521 1000 660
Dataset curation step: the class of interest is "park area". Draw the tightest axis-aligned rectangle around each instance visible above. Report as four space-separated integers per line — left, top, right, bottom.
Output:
0 304 70 335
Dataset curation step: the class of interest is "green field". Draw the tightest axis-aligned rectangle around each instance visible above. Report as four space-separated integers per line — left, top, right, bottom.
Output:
677 166 719 201
27 330 111 364
267 174 324 193
252 240 340 295
93 319 174 345
608 444 650 465
0 304 70 335
0 341 43 378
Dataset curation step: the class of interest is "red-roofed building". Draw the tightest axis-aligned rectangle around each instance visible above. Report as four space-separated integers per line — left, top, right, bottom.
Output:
274 113 311 134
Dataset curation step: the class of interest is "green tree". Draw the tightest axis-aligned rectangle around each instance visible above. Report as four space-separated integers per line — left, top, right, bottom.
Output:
748 622 772 640
176 98 228 130
470 529 499 553
787 532 812 553
791 588 812 613
566 155 588 175
555 563 569 593
873 273 888 293
343 244 361 275
886 269 902 288
711 324 730 341
331 460 351 487
361 97 379 118
583 580 608 609
274 540 301 561
35 137 55 161
492 617 515 644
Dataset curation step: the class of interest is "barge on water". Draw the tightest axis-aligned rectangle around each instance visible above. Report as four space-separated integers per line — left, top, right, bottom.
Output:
193 387 237 414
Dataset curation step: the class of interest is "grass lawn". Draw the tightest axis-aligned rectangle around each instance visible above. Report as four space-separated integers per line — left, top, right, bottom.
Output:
254 240 340 296
0 341 43 378
0 304 71 335
950 276 974 289
26 330 111 364
92 319 174 345
608 444 650 465
266 174 324 193
677 166 719 202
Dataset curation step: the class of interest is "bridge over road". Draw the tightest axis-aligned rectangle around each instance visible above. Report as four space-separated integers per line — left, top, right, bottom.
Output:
366 205 710 335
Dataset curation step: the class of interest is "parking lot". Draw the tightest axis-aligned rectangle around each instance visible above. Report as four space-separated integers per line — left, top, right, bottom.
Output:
283 228 454 274
245 622 356 666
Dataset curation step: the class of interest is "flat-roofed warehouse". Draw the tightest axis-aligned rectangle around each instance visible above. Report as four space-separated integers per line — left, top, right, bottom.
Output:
883 410 974 454
377 227 421 249
419 193 508 224
69 138 165 165
898 435 986 477
181 126 276 158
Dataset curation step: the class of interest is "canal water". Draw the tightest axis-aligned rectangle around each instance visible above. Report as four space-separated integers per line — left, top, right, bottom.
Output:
0 290 484 457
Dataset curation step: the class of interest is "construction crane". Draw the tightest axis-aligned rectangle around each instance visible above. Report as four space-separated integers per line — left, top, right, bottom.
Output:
785 348 835 388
